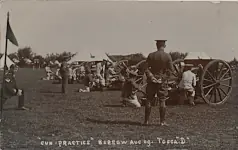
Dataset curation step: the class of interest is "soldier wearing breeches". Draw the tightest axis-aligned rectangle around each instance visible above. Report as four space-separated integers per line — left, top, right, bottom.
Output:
0 64 28 110
60 62 69 93
144 40 174 126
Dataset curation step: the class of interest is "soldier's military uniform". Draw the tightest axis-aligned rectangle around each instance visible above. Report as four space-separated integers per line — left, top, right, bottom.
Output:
0 64 27 110
60 62 69 93
121 70 141 107
144 40 174 126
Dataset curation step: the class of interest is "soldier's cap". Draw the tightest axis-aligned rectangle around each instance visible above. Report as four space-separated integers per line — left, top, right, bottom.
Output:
155 40 167 44
10 64 17 69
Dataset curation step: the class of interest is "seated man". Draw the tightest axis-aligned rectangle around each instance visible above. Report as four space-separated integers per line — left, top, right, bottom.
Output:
178 64 196 106
121 69 141 108
95 62 106 87
68 66 74 84
0 64 28 110
72 66 77 83
106 65 117 82
79 68 93 92
44 65 53 80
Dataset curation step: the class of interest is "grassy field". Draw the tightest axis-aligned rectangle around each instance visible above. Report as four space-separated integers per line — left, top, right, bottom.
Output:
0 68 238 150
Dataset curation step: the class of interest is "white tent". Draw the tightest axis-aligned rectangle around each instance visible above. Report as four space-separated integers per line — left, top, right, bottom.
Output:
12 58 20 63
184 52 212 60
24 58 32 64
0 54 15 69
68 51 112 64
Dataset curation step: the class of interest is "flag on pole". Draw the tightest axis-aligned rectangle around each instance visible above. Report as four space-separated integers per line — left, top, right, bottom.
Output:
6 14 18 46
90 53 95 58
1 12 19 120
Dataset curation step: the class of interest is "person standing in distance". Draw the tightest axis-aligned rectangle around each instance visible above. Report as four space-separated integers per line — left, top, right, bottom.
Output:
60 62 69 93
144 40 174 126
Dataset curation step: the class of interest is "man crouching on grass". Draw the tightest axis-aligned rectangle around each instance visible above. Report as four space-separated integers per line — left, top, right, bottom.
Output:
0 64 28 110
178 64 196 106
121 69 141 108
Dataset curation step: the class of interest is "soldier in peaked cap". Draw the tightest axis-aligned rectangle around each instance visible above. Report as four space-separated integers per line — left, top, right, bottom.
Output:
144 40 174 126
60 61 69 93
0 64 28 110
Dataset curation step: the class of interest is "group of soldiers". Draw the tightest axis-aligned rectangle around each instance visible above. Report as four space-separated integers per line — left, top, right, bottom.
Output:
59 60 119 93
120 40 175 126
121 40 197 126
0 64 28 111
1 40 198 127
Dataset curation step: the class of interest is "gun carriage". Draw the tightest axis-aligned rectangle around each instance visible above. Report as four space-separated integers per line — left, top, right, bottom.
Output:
132 52 233 106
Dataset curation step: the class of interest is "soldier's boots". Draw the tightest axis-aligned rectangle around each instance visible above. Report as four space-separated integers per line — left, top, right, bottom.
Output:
143 107 151 125
18 106 29 110
17 90 29 110
188 96 195 106
152 97 159 106
160 107 169 126
62 88 67 94
120 100 127 107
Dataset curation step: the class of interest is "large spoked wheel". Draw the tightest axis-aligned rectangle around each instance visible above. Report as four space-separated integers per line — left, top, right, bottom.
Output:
200 59 233 106
135 60 146 68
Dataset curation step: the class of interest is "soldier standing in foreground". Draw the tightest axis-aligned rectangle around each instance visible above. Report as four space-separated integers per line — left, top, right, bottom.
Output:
0 64 28 110
60 62 69 93
144 40 174 126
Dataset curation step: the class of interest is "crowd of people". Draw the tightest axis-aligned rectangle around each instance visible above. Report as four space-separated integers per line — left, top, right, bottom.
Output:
1 40 200 126
42 59 127 92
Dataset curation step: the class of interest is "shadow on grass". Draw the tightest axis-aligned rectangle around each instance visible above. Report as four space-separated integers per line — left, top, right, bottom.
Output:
86 118 144 126
52 82 61 84
3 107 31 111
39 91 63 94
3 107 18 111
103 104 123 107
106 88 121 91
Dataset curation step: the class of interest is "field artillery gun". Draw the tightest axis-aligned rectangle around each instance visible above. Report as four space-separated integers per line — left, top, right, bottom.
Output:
104 60 129 90
170 52 233 106
131 52 233 106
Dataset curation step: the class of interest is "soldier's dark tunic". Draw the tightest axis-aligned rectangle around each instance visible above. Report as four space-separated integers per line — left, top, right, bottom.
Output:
60 63 69 93
144 42 174 125
0 70 25 108
146 51 174 101
84 68 93 87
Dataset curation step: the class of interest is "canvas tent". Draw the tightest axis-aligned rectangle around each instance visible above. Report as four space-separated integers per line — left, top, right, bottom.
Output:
184 52 212 60
0 54 15 69
68 51 112 64
24 58 32 64
184 52 212 67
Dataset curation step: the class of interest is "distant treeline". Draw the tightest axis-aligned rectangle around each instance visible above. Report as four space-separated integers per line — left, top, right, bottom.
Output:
1 46 237 68
109 52 188 66
0 47 76 68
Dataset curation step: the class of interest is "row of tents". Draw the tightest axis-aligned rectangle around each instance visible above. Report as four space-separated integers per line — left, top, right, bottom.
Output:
67 52 113 64
68 51 212 64
0 52 113 70
0 51 213 70
0 54 15 70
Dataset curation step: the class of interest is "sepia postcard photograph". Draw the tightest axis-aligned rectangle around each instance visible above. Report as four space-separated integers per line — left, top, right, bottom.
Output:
0 0 238 149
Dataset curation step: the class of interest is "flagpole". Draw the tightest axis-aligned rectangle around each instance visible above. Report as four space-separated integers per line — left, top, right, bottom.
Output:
0 12 10 121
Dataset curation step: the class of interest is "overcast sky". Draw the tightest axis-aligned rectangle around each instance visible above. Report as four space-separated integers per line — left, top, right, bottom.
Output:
0 1 238 61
